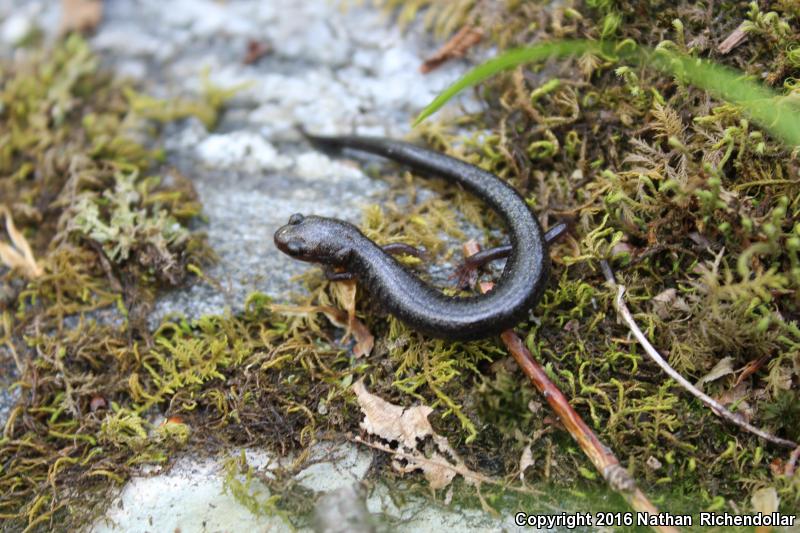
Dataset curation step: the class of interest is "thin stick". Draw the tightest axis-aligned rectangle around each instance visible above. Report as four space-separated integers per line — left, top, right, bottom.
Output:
718 22 748 54
786 446 800 477
600 260 797 449
474 275 678 531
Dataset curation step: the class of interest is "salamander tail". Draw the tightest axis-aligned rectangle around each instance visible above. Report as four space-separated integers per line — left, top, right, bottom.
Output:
295 126 346 154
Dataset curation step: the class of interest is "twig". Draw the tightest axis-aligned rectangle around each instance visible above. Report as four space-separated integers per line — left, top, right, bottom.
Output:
785 446 800 477
243 40 272 65
718 22 748 54
600 260 797 449
420 25 484 74
476 274 677 531
0 205 43 280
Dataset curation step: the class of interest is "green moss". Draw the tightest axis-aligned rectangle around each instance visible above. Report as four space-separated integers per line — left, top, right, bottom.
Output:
3 2 800 530
0 34 242 530
374 0 800 519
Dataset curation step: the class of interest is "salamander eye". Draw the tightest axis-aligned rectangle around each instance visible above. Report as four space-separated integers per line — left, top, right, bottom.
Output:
286 240 303 255
288 213 305 225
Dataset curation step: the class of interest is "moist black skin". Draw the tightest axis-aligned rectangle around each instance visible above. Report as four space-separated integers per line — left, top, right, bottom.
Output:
273 133 548 340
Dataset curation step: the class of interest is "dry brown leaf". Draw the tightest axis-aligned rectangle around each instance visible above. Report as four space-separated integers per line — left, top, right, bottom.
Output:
330 280 374 357
352 379 483 490
60 0 103 35
0 206 43 279
353 378 433 448
519 444 534 481
396 451 458 490
694 356 734 390
786 447 800 477
716 382 750 406
646 456 662 471
750 487 780 514
420 25 483 74
243 40 272 65
735 355 770 387
651 287 690 318
751 486 779 533
331 280 357 321
443 485 454 506
715 383 755 422
270 300 374 357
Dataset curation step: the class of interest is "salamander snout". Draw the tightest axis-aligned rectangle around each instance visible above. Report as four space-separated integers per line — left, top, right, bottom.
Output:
274 214 355 264
274 214 309 258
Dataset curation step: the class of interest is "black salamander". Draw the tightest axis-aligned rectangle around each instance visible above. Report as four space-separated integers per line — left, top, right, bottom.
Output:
274 132 562 340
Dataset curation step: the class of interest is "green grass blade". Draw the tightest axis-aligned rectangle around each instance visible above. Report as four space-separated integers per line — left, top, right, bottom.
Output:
648 52 800 147
415 40 800 148
413 40 598 126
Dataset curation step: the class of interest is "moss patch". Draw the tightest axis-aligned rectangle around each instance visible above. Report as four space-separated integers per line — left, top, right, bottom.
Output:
381 0 800 519
2 1 800 531
0 35 234 530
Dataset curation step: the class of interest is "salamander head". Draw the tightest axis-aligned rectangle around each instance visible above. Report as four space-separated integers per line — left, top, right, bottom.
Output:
274 213 356 265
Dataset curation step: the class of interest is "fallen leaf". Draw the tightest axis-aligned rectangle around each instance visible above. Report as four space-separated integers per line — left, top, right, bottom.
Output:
332 280 356 330
751 486 779 533
243 39 272 65
331 280 375 357
785 447 800 477
443 485 454 505
769 458 784 477
611 241 635 259
751 486 779 513
716 381 748 402
462 239 481 258
735 355 770 387
646 456 662 471
653 288 676 304
652 288 690 318
694 356 735 390
353 379 433 449
0 206 43 279
318 306 373 358
519 445 534 481
420 25 483 74
270 300 374 357
395 451 458 489
562 319 580 332
89 396 106 412
352 379 483 490
715 383 754 422
60 0 103 34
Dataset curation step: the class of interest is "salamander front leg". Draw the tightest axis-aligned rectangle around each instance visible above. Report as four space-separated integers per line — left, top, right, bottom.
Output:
324 266 356 281
380 242 427 259
324 243 427 282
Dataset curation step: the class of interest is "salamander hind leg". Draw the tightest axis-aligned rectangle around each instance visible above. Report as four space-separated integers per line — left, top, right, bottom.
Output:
451 245 513 289
449 221 566 289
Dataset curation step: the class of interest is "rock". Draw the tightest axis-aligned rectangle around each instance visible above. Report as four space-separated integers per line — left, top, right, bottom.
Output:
1 14 35 45
313 484 374 533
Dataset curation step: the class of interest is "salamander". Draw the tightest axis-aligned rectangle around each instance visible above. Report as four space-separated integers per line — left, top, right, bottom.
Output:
274 132 556 340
